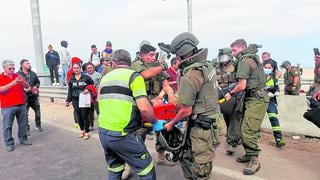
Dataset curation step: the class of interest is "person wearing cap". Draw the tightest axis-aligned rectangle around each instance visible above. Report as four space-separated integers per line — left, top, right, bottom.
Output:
45 44 60 86
164 32 219 179
223 39 269 175
98 49 163 179
59 40 71 86
102 41 113 61
280 60 301 95
131 40 175 168
216 48 243 155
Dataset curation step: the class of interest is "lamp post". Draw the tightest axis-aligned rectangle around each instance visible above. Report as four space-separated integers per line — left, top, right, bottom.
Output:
187 0 192 32
163 0 192 32
30 0 45 75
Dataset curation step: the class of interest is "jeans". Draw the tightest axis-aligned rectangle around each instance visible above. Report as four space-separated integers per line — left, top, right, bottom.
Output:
89 102 99 127
60 63 69 85
1 105 28 147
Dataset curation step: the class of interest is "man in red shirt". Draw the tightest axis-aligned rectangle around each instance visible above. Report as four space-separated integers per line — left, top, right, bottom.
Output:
0 60 31 152
167 57 179 93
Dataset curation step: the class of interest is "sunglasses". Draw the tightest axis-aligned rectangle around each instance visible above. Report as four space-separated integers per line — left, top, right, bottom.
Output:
8 67 15 71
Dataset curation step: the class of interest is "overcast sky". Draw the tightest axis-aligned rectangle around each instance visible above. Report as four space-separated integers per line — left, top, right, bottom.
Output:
1 0 319 72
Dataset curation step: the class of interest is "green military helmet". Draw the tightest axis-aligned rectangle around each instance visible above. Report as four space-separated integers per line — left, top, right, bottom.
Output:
280 60 291 69
170 32 199 57
218 48 232 63
139 40 152 52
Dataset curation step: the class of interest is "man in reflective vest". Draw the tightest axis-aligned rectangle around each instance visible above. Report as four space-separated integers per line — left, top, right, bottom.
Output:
98 49 164 180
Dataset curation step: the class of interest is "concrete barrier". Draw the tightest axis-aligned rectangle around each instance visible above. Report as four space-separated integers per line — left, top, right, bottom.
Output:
261 95 320 137
38 84 320 137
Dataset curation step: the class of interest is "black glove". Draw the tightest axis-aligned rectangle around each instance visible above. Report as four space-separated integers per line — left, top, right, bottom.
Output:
160 62 168 71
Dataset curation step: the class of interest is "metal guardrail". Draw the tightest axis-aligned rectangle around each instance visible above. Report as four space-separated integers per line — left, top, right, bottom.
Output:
39 86 67 102
38 74 315 102
278 79 314 85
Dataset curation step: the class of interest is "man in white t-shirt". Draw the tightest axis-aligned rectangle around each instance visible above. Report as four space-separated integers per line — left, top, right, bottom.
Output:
90 44 101 68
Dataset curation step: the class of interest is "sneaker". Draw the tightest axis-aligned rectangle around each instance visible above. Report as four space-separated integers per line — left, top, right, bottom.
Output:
35 127 43 132
56 83 60 86
52 83 56 86
20 140 32 146
6 145 14 152
73 123 79 129
226 145 235 155
276 139 286 148
236 155 251 163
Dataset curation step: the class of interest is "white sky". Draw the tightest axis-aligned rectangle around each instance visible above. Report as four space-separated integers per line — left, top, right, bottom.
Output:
1 0 320 71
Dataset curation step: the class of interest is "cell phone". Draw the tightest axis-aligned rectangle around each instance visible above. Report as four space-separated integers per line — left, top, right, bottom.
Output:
313 48 319 56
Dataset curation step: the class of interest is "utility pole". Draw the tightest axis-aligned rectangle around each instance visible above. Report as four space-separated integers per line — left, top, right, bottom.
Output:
30 0 45 75
187 0 192 32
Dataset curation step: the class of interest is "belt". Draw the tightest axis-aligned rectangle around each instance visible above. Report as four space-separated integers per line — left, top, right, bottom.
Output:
245 90 256 97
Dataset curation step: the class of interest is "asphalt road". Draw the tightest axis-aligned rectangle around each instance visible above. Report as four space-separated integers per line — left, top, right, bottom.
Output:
0 99 319 180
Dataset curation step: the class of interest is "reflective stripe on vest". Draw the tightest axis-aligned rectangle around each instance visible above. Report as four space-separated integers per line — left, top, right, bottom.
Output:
266 77 275 87
98 68 140 136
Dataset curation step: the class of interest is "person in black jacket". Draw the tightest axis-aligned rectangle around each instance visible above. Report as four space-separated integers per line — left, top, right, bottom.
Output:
45 44 60 86
18 59 42 133
66 63 95 140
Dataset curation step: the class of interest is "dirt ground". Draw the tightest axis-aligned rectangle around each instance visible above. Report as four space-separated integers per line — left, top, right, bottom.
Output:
260 129 320 154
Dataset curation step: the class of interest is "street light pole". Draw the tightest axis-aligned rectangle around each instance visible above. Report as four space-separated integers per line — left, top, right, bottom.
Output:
187 0 192 32
30 0 45 75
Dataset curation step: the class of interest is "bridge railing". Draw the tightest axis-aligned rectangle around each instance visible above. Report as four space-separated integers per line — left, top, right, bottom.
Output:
38 75 315 102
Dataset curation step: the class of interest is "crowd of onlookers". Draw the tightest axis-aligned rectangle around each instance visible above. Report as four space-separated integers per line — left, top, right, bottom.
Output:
1 38 319 155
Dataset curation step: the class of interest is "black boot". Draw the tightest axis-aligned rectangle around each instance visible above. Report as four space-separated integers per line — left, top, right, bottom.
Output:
236 155 251 163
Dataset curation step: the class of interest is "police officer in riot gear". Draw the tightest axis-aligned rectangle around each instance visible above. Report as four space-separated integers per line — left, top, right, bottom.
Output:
165 32 220 179
216 48 243 154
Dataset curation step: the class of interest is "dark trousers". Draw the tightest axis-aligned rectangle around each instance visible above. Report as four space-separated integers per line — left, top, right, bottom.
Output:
89 102 99 127
26 96 41 129
267 98 283 140
99 129 156 180
1 105 28 147
73 110 79 124
223 111 242 147
48 64 59 84
72 100 90 133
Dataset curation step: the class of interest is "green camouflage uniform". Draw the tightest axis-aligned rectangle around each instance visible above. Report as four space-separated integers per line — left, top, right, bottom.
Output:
131 57 170 153
283 66 301 95
234 45 269 157
216 61 243 148
131 57 170 99
178 48 220 179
